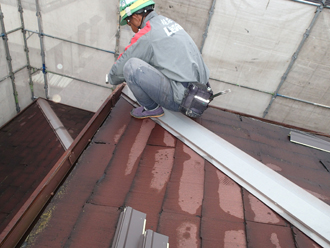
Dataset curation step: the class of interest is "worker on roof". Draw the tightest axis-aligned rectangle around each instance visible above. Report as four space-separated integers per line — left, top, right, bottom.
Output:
107 0 210 119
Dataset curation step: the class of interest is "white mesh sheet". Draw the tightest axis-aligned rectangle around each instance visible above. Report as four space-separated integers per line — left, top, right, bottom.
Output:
266 98 330 134
209 78 272 117
26 32 45 69
155 0 214 48
15 68 33 107
0 38 8 78
267 8 330 133
39 0 117 51
0 3 21 31
6 31 26 72
203 0 315 100
43 40 115 85
278 9 330 106
32 71 112 112
0 78 16 128
20 1 39 32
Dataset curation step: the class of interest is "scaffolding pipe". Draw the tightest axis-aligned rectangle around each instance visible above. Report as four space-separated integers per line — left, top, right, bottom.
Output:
210 77 330 111
25 29 115 55
42 69 113 89
35 0 49 99
2 27 21 36
200 0 216 54
262 1 325 118
292 0 322 7
0 65 28 83
18 0 35 100
210 77 274 95
114 7 121 60
276 93 330 110
292 0 330 8
0 4 20 113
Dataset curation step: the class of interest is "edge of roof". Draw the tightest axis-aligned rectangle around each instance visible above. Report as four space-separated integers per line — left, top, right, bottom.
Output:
0 85 124 248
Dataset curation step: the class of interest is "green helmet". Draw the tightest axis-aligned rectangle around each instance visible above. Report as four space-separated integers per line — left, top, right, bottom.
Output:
119 0 155 26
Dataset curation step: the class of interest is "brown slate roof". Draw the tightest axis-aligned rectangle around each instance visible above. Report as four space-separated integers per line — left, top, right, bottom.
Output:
0 99 94 236
22 94 330 248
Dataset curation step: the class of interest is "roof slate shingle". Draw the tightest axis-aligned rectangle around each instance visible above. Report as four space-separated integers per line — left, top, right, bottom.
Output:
21 96 330 248
0 99 93 235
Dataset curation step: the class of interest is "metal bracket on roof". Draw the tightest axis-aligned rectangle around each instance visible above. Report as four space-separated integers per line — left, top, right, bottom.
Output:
112 206 169 248
290 131 330 153
122 86 330 248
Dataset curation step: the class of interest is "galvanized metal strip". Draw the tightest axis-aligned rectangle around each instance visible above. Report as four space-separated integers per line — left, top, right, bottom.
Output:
122 86 330 248
37 98 73 150
143 230 169 248
112 207 146 248
290 131 330 153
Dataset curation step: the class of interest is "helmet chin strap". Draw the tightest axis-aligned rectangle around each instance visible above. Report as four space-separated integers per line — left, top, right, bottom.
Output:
137 10 147 30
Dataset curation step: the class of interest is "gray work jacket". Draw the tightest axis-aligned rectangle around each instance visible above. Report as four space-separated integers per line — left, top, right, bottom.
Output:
108 11 209 104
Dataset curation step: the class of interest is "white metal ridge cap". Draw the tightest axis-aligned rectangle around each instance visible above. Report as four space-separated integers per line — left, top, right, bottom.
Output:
121 86 330 246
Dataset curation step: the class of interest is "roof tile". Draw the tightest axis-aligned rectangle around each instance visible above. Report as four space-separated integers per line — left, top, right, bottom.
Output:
65 204 119 248
18 96 330 248
203 162 244 223
292 226 322 248
242 189 288 226
201 218 246 247
125 145 175 230
26 142 116 247
158 211 201 248
162 141 204 216
147 123 176 147
246 221 295 247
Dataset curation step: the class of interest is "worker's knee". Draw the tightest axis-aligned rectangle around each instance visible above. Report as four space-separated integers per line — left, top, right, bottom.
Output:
123 58 143 81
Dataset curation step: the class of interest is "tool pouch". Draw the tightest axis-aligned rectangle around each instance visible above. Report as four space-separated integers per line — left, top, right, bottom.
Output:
179 82 213 118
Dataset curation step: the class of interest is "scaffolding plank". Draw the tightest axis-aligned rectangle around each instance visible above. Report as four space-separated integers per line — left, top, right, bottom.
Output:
122 86 330 248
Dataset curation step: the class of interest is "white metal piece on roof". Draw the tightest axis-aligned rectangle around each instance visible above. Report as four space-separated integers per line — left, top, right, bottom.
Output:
37 98 73 150
122 86 330 248
112 207 146 248
142 230 169 248
290 131 330 153
111 206 169 248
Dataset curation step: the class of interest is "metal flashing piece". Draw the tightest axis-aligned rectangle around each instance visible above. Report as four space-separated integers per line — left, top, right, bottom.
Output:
37 98 74 150
112 207 146 248
122 86 330 248
290 131 330 153
142 230 169 248
112 207 169 248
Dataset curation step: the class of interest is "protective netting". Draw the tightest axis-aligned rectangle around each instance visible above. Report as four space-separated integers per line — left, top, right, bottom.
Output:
29 0 116 111
203 0 316 115
267 8 330 132
0 0 329 133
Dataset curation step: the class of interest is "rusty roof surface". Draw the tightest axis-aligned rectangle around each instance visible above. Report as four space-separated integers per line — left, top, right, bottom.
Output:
0 99 94 235
22 96 330 248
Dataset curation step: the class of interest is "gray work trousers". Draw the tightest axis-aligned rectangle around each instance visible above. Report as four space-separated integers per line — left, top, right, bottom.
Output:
123 58 181 111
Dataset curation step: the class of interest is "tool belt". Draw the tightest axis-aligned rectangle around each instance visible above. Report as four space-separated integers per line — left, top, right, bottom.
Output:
179 82 230 118
179 82 213 118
